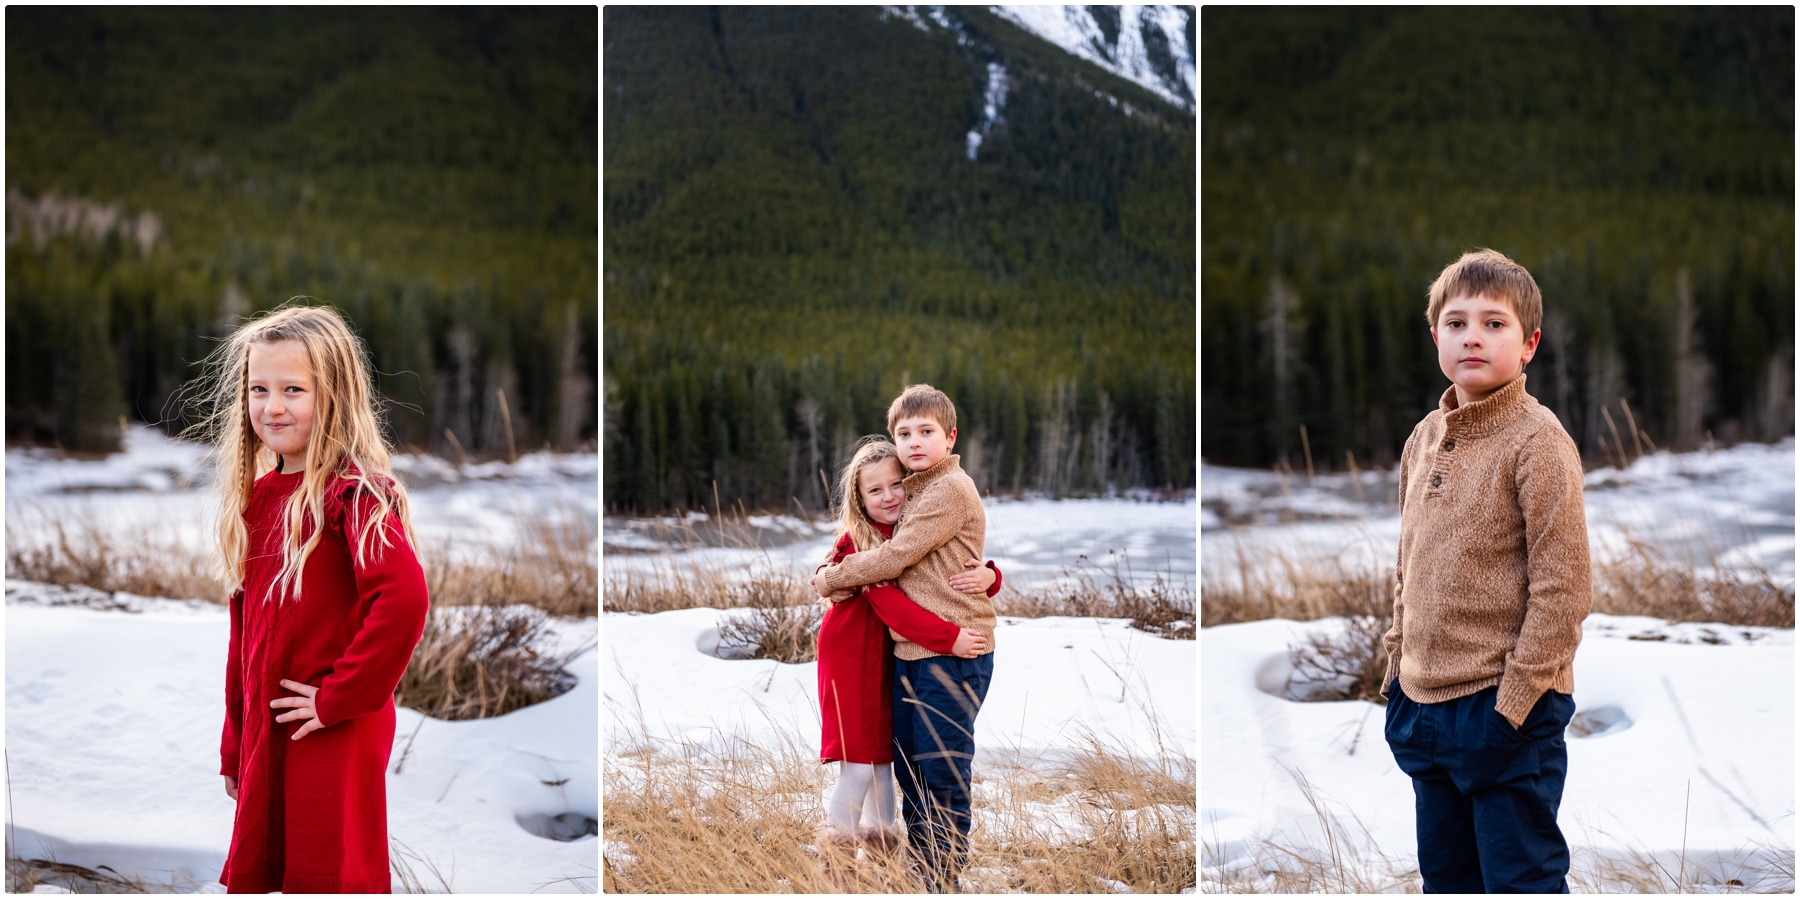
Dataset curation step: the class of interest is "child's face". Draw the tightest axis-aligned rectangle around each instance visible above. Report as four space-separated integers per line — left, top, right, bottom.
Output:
1432 294 1541 405
859 457 907 526
891 415 956 472
247 339 316 468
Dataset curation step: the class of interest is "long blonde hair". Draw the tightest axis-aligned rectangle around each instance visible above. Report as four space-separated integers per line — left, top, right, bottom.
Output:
186 301 416 601
834 437 904 554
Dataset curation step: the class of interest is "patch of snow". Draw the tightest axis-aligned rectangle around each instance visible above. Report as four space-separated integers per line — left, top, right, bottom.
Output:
5 581 598 892
605 609 1193 762
1203 615 1794 891
992 5 1194 111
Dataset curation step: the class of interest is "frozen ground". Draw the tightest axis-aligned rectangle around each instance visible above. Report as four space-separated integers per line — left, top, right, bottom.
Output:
604 494 1196 592
5 425 597 564
1201 615 1794 892
605 608 1193 765
1203 439 1796 589
4 580 597 893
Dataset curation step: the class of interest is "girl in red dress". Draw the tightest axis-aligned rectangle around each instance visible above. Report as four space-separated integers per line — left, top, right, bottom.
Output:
813 438 998 871
196 304 429 893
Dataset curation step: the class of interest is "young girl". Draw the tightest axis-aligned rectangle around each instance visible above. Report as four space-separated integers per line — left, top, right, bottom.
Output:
199 304 429 894
813 438 999 877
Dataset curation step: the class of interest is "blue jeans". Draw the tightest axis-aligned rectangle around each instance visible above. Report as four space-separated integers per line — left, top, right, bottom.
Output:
1385 679 1576 893
892 651 993 892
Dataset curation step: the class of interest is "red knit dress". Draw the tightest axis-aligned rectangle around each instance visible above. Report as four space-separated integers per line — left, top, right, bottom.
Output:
817 521 1003 764
220 466 429 894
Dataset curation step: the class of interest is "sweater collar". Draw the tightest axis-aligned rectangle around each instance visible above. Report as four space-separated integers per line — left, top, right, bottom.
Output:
903 453 962 491
1439 373 1532 439
871 520 895 540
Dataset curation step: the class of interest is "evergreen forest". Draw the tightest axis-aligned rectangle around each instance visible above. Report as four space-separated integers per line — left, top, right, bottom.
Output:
604 6 1198 513
6 7 598 456
1203 7 1793 470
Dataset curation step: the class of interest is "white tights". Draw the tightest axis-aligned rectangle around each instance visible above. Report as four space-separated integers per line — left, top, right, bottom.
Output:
826 761 897 832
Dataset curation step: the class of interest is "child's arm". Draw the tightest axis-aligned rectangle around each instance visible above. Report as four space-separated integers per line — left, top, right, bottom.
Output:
1494 430 1592 727
1379 433 1417 698
861 584 988 657
946 560 1002 596
220 587 245 795
816 481 975 593
294 489 430 733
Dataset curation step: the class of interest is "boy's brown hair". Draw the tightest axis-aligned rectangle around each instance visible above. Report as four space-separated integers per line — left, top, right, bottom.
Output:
1426 249 1543 337
886 383 957 435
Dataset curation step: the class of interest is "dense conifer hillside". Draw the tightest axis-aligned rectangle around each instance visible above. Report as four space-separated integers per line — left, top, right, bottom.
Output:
6 7 597 455
603 6 1197 513
1203 7 1792 470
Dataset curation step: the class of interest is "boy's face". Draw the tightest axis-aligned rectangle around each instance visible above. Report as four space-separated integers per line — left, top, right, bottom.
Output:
1431 294 1541 406
891 415 956 472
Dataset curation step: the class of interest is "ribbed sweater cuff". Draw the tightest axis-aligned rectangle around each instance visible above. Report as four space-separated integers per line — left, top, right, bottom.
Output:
1494 674 1544 729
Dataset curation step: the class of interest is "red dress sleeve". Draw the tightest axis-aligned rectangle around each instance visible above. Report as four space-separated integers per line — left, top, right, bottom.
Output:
987 560 1003 597
311 486 430 728
863 585 962 655
220 588 245 778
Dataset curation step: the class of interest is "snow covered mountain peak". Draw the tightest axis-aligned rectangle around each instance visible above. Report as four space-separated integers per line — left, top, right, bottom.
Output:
992 5 1194 112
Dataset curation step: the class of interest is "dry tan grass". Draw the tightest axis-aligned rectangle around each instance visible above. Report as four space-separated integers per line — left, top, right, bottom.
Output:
5 504 598 618
1202 534 1794 630
1590 535 1794 628
4 515 224 604
606 542 1196 641
712 569 824 664
420 507 598 618
394 604 591 721
603 719 1195 894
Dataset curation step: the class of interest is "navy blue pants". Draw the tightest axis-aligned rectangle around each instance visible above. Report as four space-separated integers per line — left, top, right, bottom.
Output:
1385 679 1576 894
892 651 993 892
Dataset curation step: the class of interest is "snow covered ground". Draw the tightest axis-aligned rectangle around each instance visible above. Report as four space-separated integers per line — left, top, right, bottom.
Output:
604 608 1194 765
1203 439 1797 589
1201 440 1794 891
5 580 598 893
1202 615 1794 892
605 494 1196 593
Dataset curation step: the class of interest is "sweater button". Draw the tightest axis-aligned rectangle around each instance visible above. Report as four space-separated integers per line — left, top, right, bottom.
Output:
1442 439 1455 452
1431 475 1442 488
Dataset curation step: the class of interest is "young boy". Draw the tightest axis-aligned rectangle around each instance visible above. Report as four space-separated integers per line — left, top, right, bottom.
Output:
811 384 995 893
1381 248 1591 893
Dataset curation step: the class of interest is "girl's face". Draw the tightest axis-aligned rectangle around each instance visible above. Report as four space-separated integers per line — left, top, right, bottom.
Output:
858 457 907 526
247 339 316 470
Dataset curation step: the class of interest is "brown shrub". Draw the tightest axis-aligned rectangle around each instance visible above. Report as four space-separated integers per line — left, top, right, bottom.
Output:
713 569 823 664
394 604 590 721
995 560 1195 640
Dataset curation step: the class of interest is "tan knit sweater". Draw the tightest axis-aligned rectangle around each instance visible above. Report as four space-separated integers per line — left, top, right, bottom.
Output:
1379 374 1591 728
820 454 995 661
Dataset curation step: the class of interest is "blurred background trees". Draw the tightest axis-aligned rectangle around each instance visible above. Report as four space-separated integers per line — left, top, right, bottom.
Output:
603 6 1196 513
5 7 597 456
1203 7 1792 469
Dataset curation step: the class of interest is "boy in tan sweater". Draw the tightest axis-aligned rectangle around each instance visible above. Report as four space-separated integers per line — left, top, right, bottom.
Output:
810 384 994 892
1381 249 1591 893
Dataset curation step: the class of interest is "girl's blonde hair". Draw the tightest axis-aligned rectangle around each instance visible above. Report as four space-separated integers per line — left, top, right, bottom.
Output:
834 437 905 553
186 301 415 600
